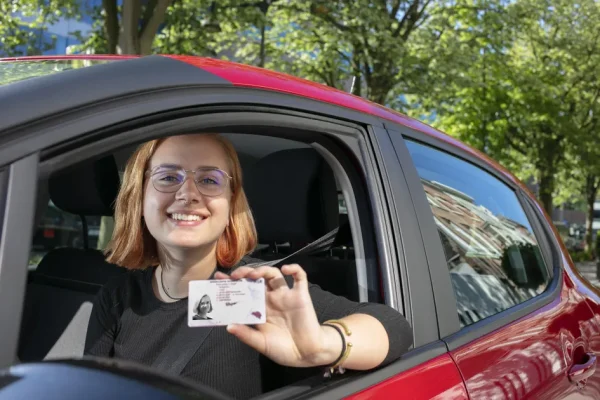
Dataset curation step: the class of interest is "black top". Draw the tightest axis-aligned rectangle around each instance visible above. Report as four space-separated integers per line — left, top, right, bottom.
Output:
84 257 413 399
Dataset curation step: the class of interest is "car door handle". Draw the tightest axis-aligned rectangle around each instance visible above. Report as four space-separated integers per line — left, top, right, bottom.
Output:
568 353 597 384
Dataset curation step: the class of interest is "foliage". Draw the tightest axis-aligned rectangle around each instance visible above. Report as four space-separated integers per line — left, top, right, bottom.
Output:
0 0 79 57
570 250 594 263
4 0 600 240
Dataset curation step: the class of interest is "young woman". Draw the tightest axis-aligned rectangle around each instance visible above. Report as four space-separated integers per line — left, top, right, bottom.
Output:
85 133 413 399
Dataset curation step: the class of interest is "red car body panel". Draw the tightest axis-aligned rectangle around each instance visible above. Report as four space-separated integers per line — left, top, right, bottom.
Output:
344 354 468 400
3 54 600 399
451 270 600 399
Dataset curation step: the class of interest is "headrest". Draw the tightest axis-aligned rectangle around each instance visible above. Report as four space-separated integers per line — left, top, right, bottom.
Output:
49 155 120 216
245 148 339 243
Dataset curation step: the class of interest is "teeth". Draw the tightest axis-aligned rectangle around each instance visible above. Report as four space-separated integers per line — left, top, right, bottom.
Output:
171 213 201 221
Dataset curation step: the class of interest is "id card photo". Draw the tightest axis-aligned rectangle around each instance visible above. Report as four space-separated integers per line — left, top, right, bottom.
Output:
188 278 267 327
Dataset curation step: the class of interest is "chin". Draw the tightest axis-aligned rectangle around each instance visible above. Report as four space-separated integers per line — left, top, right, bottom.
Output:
165 234 219 250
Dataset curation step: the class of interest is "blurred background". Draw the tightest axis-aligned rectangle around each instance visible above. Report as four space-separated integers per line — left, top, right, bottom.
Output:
2 0 600 267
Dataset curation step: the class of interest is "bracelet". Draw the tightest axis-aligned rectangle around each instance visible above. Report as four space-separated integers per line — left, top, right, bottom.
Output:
322 319 353 378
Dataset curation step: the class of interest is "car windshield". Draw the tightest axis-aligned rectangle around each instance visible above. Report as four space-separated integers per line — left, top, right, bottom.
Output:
0 59 114 86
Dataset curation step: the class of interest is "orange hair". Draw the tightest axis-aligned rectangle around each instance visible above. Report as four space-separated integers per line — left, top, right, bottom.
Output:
106 134 257 269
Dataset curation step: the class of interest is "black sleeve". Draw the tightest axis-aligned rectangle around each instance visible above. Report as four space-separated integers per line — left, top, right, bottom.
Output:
309 283 413 367
84 278 122 357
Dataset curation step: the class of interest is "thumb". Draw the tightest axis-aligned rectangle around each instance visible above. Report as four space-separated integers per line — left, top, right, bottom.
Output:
227 324 267 354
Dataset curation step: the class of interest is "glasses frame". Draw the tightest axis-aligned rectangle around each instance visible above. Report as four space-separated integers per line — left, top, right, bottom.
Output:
145 166 233 196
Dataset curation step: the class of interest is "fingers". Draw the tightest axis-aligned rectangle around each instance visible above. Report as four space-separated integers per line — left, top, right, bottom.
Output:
229 265 284 287
213 271 230 279
227 324 266 354
280 264 308 291
220 265 307 291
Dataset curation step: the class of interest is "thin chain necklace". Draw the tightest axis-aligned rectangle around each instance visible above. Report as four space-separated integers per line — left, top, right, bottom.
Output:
160 265 186 301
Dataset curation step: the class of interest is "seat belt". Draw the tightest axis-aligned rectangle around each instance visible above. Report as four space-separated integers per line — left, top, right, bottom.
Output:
151 324 214 376
245 227 339 268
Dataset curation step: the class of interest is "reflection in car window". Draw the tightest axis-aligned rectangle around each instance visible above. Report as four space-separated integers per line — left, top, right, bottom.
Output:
0 59 114 86
406 141 550 328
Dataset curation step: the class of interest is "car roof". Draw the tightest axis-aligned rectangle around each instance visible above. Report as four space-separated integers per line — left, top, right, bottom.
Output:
0 54 517 186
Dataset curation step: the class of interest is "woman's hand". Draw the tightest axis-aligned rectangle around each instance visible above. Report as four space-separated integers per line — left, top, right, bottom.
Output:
214 264 342 368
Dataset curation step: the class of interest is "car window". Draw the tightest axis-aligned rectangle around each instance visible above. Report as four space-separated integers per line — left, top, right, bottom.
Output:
405 140 550 328
0 59 115 86
29 200 114 270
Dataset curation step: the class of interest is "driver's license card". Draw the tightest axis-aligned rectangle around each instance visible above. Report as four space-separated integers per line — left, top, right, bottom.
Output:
188 278 266 327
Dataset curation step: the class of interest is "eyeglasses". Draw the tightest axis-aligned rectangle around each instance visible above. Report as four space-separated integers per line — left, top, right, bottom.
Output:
147 165 232 197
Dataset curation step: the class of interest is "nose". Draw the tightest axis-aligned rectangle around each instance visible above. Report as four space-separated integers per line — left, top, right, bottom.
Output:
175 174 203 204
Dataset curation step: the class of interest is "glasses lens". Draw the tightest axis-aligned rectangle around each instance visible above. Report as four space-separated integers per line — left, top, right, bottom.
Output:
195 168 227 196
151 168 186 192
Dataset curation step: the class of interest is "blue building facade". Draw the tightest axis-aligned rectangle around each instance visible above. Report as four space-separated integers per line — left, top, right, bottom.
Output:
44 0 101 54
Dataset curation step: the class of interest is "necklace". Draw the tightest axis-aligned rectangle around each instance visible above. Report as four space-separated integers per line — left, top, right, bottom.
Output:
160 266 186 301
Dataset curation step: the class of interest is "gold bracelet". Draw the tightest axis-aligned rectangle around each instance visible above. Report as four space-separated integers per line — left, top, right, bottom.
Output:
323 319 353 376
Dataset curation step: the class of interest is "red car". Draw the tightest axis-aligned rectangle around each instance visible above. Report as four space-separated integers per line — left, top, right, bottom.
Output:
1 55 599 399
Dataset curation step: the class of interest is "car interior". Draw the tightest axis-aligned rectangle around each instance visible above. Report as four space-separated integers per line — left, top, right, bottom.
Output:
17 132 372 395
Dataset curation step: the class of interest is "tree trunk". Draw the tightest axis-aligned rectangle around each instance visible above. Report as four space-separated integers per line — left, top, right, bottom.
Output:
538 173 554 216
119 0 142 54
117 0 172 55
139 0 172 55
258 22 266 67
103 0 119 53
585 174 599 254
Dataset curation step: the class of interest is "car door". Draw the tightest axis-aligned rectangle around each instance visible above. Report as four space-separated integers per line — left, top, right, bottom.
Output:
0 55 467 399
386 124 600 399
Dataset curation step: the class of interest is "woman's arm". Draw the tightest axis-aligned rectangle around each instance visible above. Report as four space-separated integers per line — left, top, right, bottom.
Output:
216 264 413 370
313 313 390 370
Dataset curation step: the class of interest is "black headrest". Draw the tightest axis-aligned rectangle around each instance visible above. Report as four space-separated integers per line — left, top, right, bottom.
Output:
49 155 120 216
245 148 339 243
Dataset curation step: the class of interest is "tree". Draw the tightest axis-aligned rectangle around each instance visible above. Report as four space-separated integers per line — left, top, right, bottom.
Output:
78 0 174 55
0 0 78 57
284 0 435 103
407 0 600 216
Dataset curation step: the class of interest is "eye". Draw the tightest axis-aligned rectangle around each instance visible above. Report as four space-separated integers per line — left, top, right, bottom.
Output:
199 177 218 185
161 174 180 182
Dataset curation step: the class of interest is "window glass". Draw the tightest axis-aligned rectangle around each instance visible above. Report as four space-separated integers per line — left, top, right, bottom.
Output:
405 140 550 327
29 200 114 270
0 59 114 86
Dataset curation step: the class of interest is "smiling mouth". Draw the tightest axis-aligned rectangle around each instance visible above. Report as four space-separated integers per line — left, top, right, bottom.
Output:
169 213 206 222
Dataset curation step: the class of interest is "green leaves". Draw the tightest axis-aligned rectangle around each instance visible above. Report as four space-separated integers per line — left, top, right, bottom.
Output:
0 0 79 56
3 0 600 223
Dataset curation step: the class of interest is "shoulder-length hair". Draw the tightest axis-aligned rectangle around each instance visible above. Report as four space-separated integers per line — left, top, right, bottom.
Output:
105 134 257 269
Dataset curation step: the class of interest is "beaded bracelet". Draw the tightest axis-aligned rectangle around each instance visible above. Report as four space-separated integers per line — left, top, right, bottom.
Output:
322 319 353 378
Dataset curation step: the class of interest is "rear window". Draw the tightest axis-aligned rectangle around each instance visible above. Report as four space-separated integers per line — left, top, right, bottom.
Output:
0 59 114 86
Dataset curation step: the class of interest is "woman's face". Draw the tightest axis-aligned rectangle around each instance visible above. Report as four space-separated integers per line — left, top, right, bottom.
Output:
143 135 232 252
199 296 211 314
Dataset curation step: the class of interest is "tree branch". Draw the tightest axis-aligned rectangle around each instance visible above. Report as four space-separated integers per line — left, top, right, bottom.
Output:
140 0 173 55
139 0 159 36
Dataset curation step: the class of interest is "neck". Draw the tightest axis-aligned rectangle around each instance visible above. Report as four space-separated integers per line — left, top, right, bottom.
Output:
154 244 218 302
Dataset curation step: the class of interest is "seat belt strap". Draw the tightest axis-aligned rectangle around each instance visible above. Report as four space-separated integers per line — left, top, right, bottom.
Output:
245 227 339 268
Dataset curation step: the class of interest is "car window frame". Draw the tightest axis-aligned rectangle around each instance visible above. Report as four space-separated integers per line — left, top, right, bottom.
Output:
0 154 38 368
385 123 563 348
3 105 437 398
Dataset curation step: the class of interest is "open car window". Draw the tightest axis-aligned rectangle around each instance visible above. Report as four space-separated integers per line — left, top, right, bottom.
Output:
20 129 384 399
